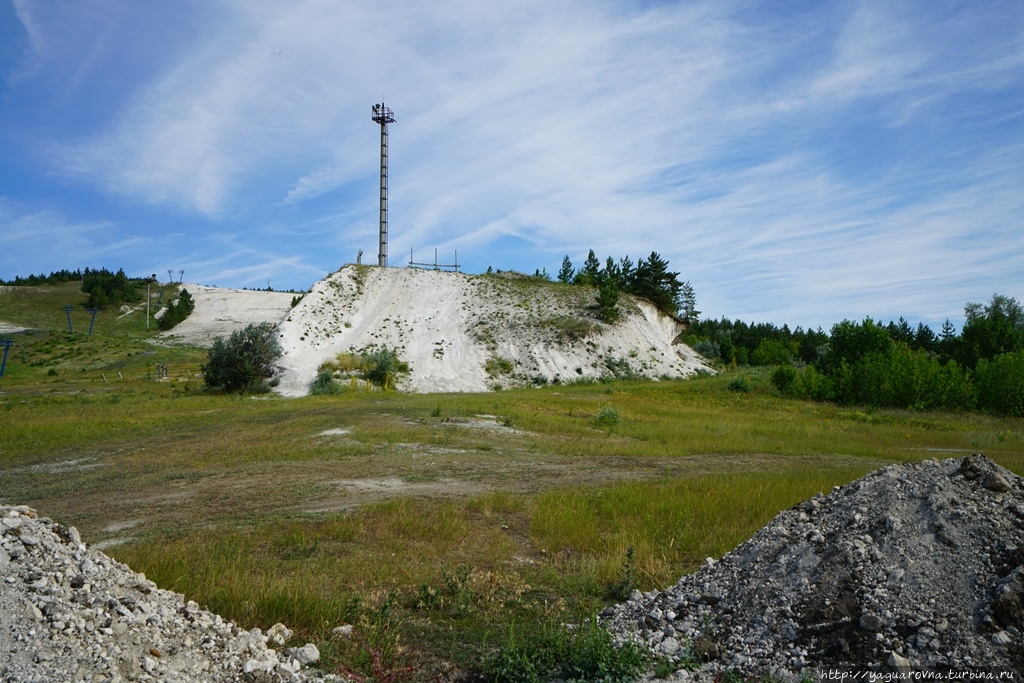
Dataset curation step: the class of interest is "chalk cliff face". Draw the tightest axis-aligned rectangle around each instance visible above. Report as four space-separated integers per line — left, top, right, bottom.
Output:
274 265 710 396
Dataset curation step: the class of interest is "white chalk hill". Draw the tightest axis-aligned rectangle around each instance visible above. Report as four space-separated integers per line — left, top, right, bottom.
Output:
274 265 710 396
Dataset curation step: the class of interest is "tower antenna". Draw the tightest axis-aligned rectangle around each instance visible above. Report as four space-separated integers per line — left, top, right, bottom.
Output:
371 101 396 267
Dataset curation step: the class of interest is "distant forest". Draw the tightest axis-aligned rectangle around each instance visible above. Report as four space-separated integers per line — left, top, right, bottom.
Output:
1 267 148 310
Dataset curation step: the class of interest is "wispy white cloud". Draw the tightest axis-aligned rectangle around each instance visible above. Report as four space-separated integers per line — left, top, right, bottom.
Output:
2 0 1022 327
0 199 145 275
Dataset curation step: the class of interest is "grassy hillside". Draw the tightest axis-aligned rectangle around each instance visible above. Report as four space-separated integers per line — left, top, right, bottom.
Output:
2 282 1023 679
0 281 205 388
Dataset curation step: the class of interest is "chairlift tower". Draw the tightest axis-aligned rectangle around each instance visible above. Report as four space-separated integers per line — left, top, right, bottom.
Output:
371 102 396 267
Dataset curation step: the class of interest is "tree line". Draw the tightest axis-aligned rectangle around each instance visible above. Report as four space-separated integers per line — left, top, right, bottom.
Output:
0 269 83 286
690 294 1023 417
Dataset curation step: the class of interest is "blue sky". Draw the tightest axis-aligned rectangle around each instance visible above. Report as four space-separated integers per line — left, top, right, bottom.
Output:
1 0 1022 331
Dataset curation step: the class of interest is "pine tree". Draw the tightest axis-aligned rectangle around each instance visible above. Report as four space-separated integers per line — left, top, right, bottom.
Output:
679 281 699 322
617 256 635 290
596 278 620 323
629 252 682 315
574 250 602 286
557 256 575 283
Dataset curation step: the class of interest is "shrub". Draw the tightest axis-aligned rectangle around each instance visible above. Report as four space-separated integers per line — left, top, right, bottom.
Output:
770 365 797 395
485 356 514 377
594 405 620 428
975 351 1024 417
751 339 793 366
544 316 596 342
202 323 281 393
309 368 343 395
484 619 647 683
727 376 751 393
790 365 833 402
604 546 637 601
693 339 720 359
829 343 975 411
364 347 403 390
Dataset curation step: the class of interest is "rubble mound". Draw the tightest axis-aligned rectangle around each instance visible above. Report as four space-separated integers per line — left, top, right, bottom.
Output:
0 505 339 682
605 455 1024 677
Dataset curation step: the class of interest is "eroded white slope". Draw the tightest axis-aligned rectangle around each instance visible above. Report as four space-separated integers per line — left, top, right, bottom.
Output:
275 266 710 396
156 285 295 347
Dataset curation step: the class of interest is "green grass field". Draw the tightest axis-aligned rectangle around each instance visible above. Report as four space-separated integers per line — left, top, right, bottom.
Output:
2 282 1023 679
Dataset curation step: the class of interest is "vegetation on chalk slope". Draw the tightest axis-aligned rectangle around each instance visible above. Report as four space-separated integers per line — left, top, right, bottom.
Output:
157 288 195 331
556 250 696 320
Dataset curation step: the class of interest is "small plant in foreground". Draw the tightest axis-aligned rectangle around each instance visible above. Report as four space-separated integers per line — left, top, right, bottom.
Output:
594 404 620 428
484 618 646 683
605 545 637 601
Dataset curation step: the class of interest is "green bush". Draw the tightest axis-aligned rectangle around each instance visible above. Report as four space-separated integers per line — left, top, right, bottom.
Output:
309 368 343 395
770 365 797 395
790 365 833 402
202 323 281 393
829 343 974 411
975 351 1024 417
727 376 751 393
604 546 637 601
484 619 646 683
485 356 514 377
364 347 403 390
693 339 720 360
751 339 793 366
594 405 620 427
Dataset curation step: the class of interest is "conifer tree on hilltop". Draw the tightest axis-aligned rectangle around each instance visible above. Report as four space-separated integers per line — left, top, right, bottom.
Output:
555 250 692 318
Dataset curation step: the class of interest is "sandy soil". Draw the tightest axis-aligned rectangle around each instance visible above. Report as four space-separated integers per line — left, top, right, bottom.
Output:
155 284 295 346
275 266 711 396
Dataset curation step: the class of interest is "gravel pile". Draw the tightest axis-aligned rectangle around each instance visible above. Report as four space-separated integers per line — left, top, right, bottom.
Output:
605 455 1024 678
0 504 341 682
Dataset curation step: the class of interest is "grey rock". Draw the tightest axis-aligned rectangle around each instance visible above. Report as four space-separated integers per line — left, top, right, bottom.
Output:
985 472 1012 493
888 651 912 673
285 643 320 666
603 456 1024 677
860 614 884 631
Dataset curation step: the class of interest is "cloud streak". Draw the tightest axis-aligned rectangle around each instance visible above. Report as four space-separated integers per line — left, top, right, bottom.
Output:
1 0 1022 328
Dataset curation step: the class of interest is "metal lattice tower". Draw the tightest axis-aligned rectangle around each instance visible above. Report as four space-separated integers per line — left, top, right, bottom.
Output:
371 102 396 267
